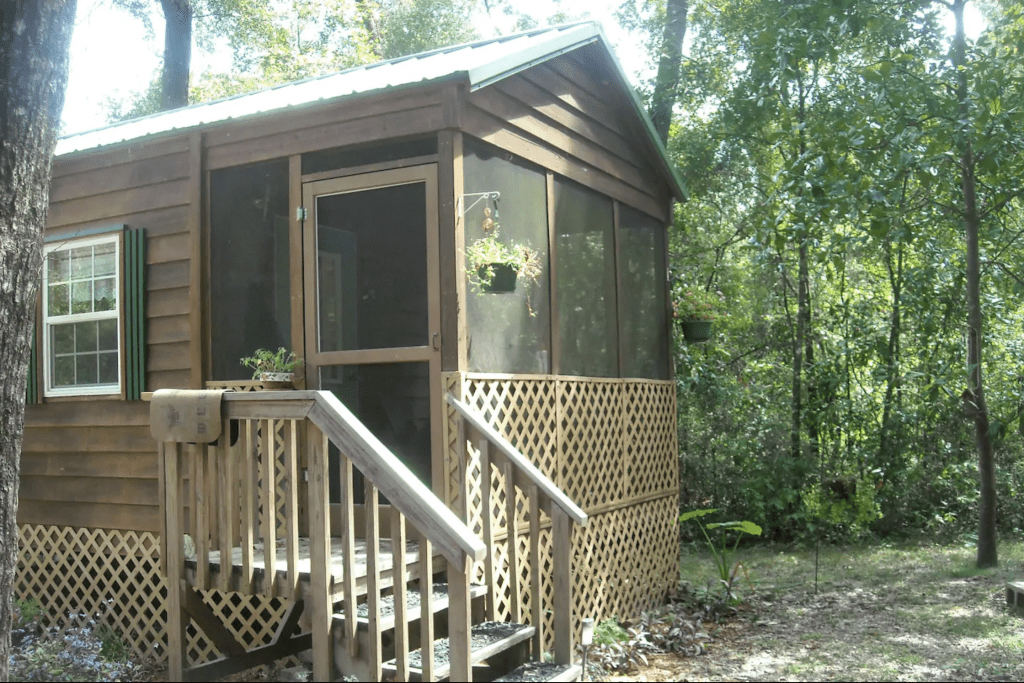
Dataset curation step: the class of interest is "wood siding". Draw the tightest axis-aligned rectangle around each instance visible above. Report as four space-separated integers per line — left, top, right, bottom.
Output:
464 52 672 222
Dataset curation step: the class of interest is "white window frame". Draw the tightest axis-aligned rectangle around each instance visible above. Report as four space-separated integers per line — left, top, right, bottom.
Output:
42 233 122 397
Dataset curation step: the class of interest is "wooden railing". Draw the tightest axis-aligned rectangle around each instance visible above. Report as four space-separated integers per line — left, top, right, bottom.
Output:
446 393 589 666
157 390 485 682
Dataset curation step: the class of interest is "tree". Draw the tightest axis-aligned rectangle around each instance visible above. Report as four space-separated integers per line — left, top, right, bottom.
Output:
160 0 192 109
649 0 688 145
0 1 77 678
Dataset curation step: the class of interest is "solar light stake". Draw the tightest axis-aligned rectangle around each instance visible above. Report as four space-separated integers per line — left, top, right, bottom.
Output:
580 617 595 682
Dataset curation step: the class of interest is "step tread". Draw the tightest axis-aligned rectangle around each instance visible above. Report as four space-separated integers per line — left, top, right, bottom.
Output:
494 662 583 682
332 583 487 632
381 620 536 679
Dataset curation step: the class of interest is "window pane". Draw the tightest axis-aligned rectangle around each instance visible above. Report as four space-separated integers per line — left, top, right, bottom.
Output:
554 178 617 377
98 318 118 350
49 284 69 316
94 243 116 276
52 324 75 355
618 206 669 379
464 141 550 373
71 281 93 314
76 354 98 384
99 352 118 384
95 277 116 311
70 246 92 278
76 321 98 352
48 251 69 282
53 356 75 387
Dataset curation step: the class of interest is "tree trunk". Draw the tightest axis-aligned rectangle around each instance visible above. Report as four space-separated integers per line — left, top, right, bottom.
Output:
160 0 192 110
878 234 904 469
951 0 997 568
0 2 77 678
649 0 688 146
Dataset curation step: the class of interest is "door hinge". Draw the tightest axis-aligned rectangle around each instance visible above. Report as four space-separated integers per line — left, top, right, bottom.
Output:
297 206 307 221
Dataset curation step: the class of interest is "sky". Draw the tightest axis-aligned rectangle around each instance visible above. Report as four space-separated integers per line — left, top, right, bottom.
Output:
59 0 986 137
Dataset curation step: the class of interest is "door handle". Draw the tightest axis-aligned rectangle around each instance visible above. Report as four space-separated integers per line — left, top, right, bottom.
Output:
432 332 440 351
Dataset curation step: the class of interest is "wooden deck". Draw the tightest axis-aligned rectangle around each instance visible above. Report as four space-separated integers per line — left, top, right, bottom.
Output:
185 537 432 598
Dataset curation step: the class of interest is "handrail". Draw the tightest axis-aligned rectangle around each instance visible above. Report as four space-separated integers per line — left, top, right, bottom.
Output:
220 390 486 566
445 393 589 527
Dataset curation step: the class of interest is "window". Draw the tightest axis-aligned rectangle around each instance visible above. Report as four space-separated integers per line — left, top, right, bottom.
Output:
43 234 121 396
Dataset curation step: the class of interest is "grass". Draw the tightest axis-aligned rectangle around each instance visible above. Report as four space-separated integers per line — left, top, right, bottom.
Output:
666 537 1024 681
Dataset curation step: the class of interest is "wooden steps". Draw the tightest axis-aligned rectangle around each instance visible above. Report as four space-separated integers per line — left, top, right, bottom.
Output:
1006 581 1024 607
381 621 535 681
335 582 488 632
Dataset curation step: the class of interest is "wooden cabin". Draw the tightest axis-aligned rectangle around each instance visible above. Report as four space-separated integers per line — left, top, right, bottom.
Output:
18 21 684 681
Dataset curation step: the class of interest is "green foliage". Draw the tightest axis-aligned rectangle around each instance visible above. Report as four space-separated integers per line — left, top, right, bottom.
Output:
465 228 541 295
240 347 302 379
593 618 629 646
672 287 722 321
681 508 762 596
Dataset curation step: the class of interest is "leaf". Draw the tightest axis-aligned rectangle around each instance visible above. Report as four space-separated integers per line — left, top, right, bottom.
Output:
680 508 719 522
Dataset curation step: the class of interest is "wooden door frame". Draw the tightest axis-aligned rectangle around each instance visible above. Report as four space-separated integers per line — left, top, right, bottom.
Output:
300 164 445 495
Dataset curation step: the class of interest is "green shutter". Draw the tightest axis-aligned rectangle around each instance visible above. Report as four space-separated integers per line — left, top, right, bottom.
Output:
124 228 147 401
25 327 37 405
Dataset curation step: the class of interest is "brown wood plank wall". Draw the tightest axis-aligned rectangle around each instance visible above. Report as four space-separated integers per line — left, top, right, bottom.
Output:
464 55 671 222
23 136 194 531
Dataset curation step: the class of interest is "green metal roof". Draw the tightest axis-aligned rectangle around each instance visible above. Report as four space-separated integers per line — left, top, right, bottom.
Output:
56 21 685 202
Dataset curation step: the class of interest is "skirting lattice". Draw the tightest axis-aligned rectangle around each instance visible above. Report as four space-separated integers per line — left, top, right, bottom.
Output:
443 373 680 646
17 524 297 666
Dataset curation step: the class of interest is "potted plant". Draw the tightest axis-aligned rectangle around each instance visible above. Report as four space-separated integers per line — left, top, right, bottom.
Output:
466 228 542 295
673 288 721 343
240 347 303 389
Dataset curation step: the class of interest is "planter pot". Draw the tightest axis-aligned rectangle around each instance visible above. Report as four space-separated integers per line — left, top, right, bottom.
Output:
679 320 713 343
259 372 295 390
478 263 518 293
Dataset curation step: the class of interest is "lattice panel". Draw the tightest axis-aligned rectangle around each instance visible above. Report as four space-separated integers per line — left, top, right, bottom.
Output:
17 525 298 667
17 525 165 662
624 381 678 499
558 379 625 509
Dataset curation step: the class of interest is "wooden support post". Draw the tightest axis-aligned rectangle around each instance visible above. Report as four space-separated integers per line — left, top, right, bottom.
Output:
392 508 409 682
552 507 573 665
218 414 235 592
193 443 209 589
162 442 186 681
307 424 332 682
448 554 473 683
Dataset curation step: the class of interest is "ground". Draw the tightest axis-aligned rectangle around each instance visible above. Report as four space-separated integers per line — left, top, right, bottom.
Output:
605 540 1024 682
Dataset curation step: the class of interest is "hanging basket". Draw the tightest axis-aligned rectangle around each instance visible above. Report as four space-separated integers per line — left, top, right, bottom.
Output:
679 320 714 343
478 263 518 293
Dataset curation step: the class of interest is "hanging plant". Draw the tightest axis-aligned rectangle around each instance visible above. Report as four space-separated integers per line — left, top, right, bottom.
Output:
466 228 541 295
673 288 722 343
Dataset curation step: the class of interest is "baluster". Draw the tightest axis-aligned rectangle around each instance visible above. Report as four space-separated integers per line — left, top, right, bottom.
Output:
218 415 235 592
503 460 520 624
365 480 382 681
392 509 409 682
552 507 572 665
306 423 331 682
162 441 186 681
339 453 357 659
478 433 496 621
419 538 434 681
261 418 278 597
448 553 473 682
241 419 257 592
529 485 542 658
193 443 209 590
284 419 300 599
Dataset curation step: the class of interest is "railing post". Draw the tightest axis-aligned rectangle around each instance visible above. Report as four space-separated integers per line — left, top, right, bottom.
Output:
552 507 573 665
392 509 409 682
161 441 186 680
529 485 542 658
448 553 473 682
307 423 332 682
477 431 496 621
